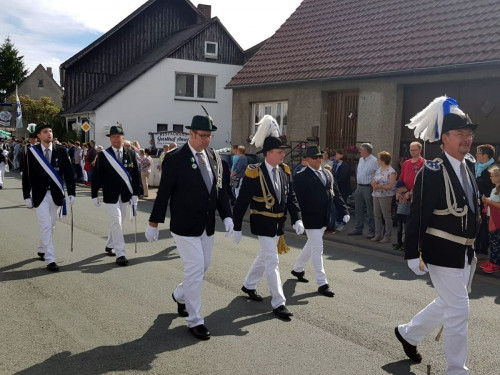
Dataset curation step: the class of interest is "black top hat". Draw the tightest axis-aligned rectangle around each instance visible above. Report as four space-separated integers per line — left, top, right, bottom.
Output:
107 125 125 137
28 133 37 139
257 136 290 154
305 146 322 157
186 115 217 131
34 123 52 135
441 113 477 135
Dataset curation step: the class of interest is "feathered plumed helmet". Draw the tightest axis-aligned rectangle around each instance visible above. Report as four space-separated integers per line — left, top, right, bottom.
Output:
251 115 289 154
406 96 477 143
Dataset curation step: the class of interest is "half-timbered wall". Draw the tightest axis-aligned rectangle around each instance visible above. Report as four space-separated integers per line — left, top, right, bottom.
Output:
63 0 197 110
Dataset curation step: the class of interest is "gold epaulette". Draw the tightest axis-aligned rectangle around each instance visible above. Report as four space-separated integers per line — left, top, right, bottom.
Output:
281 163 291 175
245 163 261 178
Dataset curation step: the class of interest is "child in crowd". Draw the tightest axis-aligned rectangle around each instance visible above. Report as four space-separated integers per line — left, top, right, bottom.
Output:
393 180 411 251
480 165 500 273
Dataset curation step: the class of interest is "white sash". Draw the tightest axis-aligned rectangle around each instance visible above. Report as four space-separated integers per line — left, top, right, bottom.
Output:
103 148 133 194
29 146 65 196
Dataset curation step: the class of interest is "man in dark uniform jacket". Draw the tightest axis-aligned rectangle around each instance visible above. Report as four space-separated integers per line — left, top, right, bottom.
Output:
91 125 140 266
21 123 75 272
146 115 233 340
232 136 302 319
395 111 480 375
291 146 349 297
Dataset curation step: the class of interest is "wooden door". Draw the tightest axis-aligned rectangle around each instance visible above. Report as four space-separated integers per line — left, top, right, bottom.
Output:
326 91 358 152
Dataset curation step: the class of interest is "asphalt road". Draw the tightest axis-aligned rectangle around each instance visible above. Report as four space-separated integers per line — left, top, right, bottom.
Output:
1 174 499 375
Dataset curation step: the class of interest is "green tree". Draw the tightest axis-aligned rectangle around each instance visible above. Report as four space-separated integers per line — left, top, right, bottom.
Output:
0 37 28 95
13 95 61 124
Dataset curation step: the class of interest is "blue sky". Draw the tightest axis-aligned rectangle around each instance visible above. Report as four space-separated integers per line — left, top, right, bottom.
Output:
0 0 303 85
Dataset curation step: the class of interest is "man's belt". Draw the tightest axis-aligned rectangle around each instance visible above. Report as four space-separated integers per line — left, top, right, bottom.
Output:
426 227 475 246
250 209 284 218
358 184 371 187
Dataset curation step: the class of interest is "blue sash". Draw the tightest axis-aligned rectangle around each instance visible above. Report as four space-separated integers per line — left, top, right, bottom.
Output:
30 146 67 215
103 148 133 194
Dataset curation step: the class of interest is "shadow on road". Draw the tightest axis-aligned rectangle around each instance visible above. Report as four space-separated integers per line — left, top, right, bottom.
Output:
14 297 274 374
0 246 178 281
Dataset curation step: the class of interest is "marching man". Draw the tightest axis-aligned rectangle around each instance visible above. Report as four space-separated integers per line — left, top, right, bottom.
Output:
145 113 233 340
291 145 349 297
232 115 302 319
21 123 75 272
91 125 141 266
395 97 480 375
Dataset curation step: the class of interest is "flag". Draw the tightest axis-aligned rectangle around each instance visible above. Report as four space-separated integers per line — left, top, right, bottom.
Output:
16 85 23 129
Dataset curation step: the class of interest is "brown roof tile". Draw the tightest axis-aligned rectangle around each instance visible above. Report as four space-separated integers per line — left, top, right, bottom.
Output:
228 0 500 87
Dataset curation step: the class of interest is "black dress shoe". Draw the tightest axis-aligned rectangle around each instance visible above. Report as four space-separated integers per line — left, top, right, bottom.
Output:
189 324 211 340
37 252 45 261
273 305 293 318
291 270 309 283
116 256 129 266
105 247 116 256
241 286 263 301
366 234 375 239
46 262 59 272
394 327 422 363
318 284 335 297
172 293 188 317
347 231 363 236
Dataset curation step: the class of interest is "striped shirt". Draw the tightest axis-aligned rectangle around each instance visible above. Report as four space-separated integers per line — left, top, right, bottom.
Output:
356 154 378 185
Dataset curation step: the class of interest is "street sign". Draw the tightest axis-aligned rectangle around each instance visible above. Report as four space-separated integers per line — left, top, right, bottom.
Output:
81 122 91 132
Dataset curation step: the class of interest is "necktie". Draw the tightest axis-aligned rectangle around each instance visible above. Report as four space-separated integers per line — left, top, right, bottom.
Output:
460 163 475 213
44 148 51 162
196 152 212 192
116 149 122 162
272 167 281 203
316 170 326 186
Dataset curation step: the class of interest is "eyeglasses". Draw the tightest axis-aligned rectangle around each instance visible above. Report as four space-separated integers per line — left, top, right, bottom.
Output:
445 132 475 139
193 131 213 139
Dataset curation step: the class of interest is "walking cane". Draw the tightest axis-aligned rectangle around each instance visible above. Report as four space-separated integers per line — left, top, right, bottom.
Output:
133 204 137 253
71 205 74 252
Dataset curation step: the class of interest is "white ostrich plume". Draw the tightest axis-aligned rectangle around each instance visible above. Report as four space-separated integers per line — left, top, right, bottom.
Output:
406 96 465 143
251 115 281 148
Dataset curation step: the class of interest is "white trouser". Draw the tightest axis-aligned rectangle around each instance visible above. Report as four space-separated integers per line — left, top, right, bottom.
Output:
105 198 129 257
0 162 5 186
35 191 60 264
398 257 471 375
244 235 286 309
293 227 328 286
172 231 214 328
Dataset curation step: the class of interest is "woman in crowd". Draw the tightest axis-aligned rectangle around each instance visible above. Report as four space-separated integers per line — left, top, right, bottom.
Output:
138 148 152 197
481 165 500 274
370 151 397 243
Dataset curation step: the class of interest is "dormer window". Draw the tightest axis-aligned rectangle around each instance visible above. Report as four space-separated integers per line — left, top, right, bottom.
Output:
204 41 218 59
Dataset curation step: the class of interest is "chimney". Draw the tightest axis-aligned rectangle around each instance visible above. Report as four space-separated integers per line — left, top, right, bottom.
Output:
197 4 211 20
47 67 53 78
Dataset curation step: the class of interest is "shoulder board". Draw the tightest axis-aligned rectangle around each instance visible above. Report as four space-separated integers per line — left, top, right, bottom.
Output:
423 158 442 172
281 163 291 175
245 163 261 178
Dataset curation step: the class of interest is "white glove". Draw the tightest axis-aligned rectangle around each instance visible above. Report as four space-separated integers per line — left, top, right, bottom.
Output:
145 225 159 242
223 217 234 237
232 230 242 244
92 197 100 207
343 214 350 223
68 195 75 206
407 258 429 275
24 198 33 208
293 220 305 235
131 195 139 206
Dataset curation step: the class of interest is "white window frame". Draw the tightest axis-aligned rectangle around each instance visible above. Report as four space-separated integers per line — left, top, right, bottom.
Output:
175 72 217 101
252 101 288 135
204 41 218 59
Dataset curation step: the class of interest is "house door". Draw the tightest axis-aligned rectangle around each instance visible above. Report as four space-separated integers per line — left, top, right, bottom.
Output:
326 91 358 152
